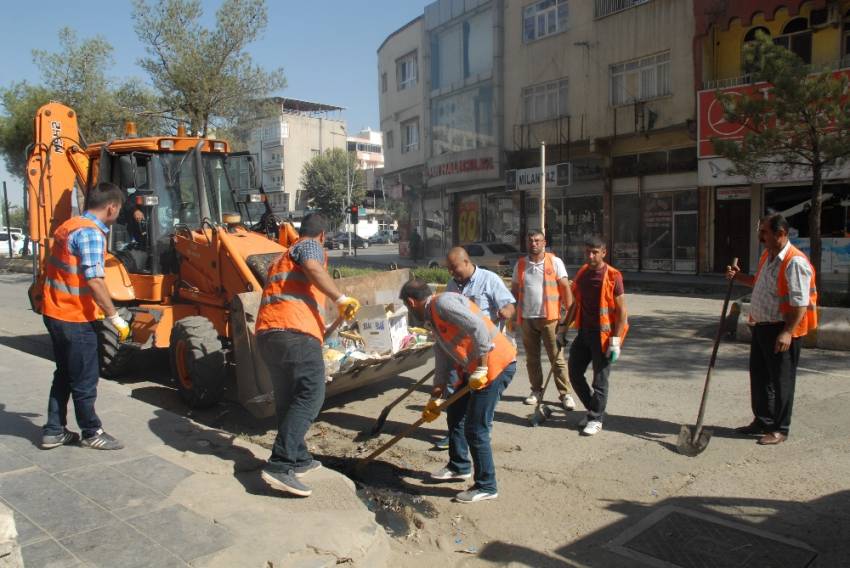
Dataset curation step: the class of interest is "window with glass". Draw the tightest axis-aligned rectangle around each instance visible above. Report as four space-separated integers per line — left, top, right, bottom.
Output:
610 51 671 106
522 78 568 123
385 130 394 149
613 194 639 270
431 84 495 155
484 194 521 247
523 0 569 43
430 9 493 90
401 119 420 153
396 51 418 91
774 18 811 64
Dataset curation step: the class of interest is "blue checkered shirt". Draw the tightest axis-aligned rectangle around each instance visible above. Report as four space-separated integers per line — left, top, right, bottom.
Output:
68 212 109 280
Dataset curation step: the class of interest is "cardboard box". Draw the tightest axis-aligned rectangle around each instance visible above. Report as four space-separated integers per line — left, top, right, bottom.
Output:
355 303 409 354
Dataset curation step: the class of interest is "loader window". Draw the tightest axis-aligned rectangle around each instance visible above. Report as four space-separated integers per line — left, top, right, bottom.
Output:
202 154 239 222
159 152 201 230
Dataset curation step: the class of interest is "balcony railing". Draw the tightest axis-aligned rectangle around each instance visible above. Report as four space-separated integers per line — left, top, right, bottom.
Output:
594 0 650 19
702 58 850 91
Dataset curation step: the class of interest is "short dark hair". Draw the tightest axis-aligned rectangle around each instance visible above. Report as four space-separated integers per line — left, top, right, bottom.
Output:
299 213 327 237
527 230 545 240
584 235 606 249
84 182 124 211
399 278 433 303
760 213 790 235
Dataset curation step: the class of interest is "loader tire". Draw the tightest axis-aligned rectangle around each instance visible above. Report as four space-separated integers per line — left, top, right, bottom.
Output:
98 307 136 379
170 316 227 408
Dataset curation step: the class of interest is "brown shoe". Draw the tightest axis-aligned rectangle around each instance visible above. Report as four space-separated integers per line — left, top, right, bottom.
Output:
757 432 787 445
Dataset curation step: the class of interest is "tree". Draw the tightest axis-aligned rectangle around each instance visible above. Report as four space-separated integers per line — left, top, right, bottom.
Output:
0 28 162 183
713 33 850 278
301 148 365 230
132 0 286 138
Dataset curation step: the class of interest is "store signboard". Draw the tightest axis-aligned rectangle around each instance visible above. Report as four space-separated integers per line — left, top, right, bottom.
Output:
506 163 571 191
425 148 500 187
717 187 750 200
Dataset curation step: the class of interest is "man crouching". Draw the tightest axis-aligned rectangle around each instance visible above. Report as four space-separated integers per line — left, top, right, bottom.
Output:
399 279 516 503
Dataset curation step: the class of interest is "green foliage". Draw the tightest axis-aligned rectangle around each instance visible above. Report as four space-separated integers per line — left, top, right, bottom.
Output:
711 32 850 276
0 29 162 183
132 0 286 137
301 148 366 230
329 266 379 279
412 266 450 284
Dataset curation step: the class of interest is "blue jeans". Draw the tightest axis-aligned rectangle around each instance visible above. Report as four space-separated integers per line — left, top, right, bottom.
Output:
43 316 103 439
258 330 326 472
446 361 516 494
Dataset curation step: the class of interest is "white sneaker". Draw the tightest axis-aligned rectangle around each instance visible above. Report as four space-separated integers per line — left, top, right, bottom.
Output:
561 394 576 411
430 467 472 481
523 390 542 405
581 420 603 436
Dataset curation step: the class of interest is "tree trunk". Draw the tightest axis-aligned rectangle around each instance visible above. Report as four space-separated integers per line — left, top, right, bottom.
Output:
809 162 823 280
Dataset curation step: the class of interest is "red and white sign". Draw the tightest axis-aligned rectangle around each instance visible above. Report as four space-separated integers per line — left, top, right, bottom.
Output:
716 187 750 200
698 68 850 158
425 147 500 187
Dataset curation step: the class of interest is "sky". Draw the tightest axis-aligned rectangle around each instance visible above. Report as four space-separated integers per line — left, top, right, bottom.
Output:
0 0 428 205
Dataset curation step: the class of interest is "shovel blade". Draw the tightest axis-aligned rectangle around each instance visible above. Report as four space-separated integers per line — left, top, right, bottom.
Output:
527 404 552 427
370 410 390 435
676 424 713 457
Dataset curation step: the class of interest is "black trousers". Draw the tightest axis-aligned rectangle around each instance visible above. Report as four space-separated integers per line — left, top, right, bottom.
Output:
568 329 611 422
749 323 802 435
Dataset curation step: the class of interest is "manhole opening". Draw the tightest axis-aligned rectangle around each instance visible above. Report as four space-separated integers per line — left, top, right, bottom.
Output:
609 507 817 568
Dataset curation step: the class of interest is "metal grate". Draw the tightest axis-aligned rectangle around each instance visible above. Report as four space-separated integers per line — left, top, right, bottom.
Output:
608 507 817 568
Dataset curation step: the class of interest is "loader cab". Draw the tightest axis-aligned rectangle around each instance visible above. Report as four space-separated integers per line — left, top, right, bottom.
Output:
96 143 242 275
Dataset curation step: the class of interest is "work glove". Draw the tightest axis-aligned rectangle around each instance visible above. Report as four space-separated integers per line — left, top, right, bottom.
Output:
422 398 442 423
556 323 570 349
108 313 131 342
607 337 621 363
468 366 489 390
335 295 361 320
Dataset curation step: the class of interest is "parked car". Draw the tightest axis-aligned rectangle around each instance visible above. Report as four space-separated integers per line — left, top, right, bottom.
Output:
367 230 399 245
0 232 27 257
325 232 369 250
428 241 522 275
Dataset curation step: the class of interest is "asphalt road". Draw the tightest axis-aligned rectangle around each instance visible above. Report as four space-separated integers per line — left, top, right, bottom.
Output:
1 271 848 567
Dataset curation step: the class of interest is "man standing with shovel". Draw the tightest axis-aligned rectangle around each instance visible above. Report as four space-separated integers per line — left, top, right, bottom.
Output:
726 214 816 446
399 279 516 503
565 237 628 437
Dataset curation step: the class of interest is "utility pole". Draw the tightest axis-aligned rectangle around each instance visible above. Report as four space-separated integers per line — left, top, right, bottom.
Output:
2 181 12 257
346 155 352 255
540 142 546 238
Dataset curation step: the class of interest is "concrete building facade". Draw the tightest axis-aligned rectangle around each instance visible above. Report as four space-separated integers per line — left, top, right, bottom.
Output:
248 98 346 219
696 0 850 288
379 0 705 271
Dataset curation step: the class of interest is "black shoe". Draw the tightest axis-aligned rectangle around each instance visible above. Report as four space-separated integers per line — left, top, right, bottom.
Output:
735 421 768 436
262 469 312 497
41 429 80 450
80 429 124 450
292 460 322 478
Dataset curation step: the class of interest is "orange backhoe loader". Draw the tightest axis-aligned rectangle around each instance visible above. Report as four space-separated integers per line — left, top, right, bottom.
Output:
26 102 428 418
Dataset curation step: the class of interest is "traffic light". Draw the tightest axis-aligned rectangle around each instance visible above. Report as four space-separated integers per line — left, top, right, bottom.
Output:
350 205 359 224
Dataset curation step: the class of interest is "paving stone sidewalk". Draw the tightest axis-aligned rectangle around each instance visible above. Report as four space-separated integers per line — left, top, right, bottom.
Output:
0 344 390 567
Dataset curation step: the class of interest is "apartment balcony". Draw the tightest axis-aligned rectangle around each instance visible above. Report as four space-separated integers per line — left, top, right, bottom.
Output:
262 160 285 171
702 57 850 91
262 138 285 148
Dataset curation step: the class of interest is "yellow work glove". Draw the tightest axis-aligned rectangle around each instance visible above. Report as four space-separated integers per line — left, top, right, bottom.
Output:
468 366 489 390
108 313 131 342
422 398 442 423
335 295 361 321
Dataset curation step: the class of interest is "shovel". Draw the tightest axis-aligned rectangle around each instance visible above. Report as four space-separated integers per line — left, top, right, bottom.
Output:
677 257 738 457
369 370 435 435
528 366 555 427
355 384 471 475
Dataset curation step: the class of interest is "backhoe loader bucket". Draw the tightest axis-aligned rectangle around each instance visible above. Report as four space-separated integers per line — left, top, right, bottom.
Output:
231 292 276 418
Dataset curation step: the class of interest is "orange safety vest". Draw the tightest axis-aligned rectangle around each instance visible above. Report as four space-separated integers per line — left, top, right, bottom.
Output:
571 264 629 352
751 246 818 337
255 239 327 342
429 294 517 386
42 216 107 323
515 253 562 324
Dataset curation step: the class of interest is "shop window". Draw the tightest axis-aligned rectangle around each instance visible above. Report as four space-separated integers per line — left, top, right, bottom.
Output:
765 184 850 239
774 18 811 64
612 154 638 177
523 0 569 43
642 190 697 273
543 196 603 264
613 194 639 270
484 195 520 247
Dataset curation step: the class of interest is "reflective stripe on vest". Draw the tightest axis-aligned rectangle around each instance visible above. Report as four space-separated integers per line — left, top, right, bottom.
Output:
516 252 561 324
429 293 516 383
42 216 106 323
571 264 629 352
255 239 327 341
753 246 818 338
